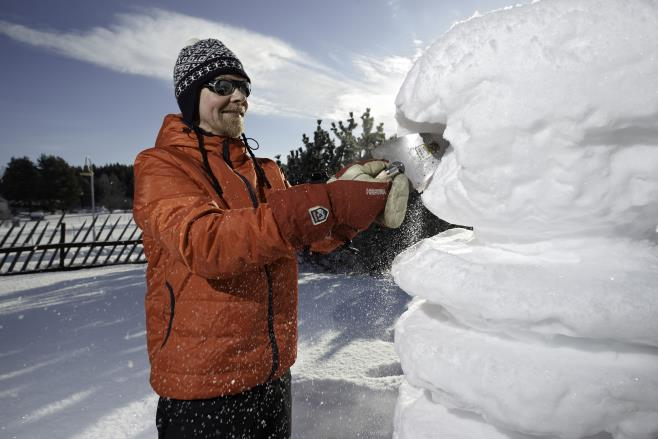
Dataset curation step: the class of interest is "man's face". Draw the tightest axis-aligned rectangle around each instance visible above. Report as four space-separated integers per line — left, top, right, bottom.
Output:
198 74 249 138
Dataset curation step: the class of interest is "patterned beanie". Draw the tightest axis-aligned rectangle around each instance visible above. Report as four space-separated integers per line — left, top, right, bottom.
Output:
173 38 250 124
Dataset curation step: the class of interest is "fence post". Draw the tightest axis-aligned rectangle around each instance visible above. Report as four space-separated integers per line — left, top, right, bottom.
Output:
59 222 66 268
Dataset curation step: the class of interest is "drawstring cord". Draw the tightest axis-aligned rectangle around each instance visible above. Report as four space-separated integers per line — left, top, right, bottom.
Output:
242 134 272 189
193 126 224 197
189 124 271 199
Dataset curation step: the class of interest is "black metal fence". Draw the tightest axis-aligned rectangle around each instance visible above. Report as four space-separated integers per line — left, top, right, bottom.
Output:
0 213 146 275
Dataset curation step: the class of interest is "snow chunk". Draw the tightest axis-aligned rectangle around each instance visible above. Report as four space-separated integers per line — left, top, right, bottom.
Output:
396 0 658 242
395 299 658 439
393 229 658 346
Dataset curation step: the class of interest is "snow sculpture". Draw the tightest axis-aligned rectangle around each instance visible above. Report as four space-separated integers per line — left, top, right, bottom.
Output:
392 1 658 438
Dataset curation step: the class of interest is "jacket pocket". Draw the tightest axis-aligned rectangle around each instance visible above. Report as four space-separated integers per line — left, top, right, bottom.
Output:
161 281 176 348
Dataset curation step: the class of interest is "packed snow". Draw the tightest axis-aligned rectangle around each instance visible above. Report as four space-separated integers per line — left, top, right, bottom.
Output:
0 265 408 438
392 0 658 438
397 0 658 243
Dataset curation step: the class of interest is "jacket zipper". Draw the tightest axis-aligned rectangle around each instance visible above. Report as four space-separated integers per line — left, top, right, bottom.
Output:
223 147 280 382
195 133 281 381
161 281 175 348
264 266 279 382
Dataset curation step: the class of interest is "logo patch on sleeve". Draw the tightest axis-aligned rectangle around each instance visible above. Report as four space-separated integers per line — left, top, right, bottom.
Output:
308 206 330 225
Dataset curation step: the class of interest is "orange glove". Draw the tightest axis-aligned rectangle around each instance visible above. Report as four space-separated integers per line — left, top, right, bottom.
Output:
330 160 410 228
267 183 335 249
325 179 389 241
267 179 390 249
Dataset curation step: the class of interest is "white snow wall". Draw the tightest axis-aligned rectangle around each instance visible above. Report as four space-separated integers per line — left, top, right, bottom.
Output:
391 1 658 438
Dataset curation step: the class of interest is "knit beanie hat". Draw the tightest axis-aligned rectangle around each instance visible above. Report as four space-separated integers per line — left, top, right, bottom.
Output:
174 38 250 125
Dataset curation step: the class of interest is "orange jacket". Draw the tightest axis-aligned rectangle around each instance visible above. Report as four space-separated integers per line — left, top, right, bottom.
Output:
134 114 302 399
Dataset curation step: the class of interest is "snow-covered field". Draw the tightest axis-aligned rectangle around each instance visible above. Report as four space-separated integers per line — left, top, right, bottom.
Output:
0 265 408 438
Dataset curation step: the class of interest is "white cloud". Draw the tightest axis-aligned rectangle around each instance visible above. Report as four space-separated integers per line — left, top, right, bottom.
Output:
0 9 411 131
328 54 413 130
388 0 402 19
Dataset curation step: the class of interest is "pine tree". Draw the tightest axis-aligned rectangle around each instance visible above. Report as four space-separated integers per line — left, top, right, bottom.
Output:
97 173 130 211
284 120 337 185
37 155 81 211
0 157 39 210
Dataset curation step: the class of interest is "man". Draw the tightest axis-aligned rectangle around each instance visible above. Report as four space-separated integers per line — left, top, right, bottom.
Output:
133 38 408 438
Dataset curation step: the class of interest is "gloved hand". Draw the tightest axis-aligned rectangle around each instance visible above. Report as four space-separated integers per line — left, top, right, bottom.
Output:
327 160 388 183
329 160 410 229
376 173 410 228
325 179 390 240
267 178 389 248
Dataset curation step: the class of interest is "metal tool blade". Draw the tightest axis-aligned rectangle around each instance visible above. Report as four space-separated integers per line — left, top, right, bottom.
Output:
372 133 448 192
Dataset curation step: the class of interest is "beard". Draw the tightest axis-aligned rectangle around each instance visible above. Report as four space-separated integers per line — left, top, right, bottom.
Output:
198 101 247 138
219 112 244 138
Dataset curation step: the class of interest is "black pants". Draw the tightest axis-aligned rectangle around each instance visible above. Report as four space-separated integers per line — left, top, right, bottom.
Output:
156 371 291 439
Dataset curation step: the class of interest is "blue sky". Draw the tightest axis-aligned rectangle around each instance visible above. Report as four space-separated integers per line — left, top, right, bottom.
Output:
0 0 515 168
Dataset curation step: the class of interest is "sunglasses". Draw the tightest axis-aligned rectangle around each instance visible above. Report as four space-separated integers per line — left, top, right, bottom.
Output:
204 79 251 98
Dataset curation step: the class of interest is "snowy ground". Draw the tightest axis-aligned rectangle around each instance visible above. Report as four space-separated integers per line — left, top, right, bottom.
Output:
0 264 408 438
